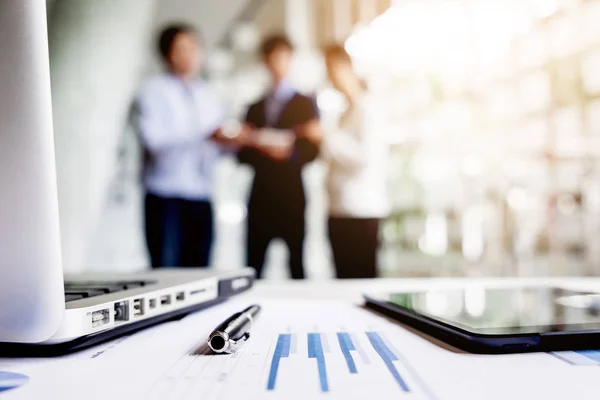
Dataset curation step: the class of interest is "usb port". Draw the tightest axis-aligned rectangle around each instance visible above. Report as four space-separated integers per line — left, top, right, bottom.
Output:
190 288 206 296
160 294 171 306
114 301 129 322
133 298 144 317
176 292 185 302
149 298 157 309
92 309 110 328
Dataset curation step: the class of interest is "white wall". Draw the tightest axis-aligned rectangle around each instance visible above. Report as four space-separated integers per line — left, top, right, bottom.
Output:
152 0 251 47
48 0 158 272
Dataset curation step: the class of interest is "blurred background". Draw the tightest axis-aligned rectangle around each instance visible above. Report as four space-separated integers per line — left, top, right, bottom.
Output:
45 0 600 279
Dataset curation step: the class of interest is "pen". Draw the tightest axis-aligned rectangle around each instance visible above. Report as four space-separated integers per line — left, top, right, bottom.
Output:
208 304 261 354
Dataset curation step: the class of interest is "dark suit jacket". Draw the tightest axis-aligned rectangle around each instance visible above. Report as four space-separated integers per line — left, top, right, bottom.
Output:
238 93 319 217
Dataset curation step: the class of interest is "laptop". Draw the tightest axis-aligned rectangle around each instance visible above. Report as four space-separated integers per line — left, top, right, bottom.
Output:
0 1 254 355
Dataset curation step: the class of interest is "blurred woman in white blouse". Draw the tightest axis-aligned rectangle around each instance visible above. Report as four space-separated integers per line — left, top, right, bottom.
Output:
321 44 391 279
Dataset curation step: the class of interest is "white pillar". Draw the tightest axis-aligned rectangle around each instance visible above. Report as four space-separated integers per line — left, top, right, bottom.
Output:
48 0 158 272
358 0 379 23
285 0 315 49
332 0 354 41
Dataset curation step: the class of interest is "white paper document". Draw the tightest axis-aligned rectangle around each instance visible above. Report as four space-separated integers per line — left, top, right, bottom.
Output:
254 128 295 148
2 300 600 399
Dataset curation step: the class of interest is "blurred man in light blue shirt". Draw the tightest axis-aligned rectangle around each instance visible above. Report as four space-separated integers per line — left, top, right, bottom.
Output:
136 24 247 268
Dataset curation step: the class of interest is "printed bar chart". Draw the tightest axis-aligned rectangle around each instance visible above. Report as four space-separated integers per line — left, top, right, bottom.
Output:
266 331 430 396
143 302 438 400
337 332 358 374
308 333 329 392
267 334 292 390
366 332 411 392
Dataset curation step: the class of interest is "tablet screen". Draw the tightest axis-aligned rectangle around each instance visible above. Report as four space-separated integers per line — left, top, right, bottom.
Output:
379 287 600 335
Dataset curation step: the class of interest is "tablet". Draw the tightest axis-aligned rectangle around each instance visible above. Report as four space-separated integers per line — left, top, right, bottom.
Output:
365 286 600 354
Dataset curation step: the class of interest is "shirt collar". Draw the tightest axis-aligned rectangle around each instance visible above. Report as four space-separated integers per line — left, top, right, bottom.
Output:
166 73 204 87
270 79 296 102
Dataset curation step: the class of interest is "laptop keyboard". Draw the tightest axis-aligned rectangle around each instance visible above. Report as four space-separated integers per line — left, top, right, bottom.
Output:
64 280 153 302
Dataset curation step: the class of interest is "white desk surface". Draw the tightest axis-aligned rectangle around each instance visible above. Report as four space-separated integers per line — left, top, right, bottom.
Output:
4 277 600 400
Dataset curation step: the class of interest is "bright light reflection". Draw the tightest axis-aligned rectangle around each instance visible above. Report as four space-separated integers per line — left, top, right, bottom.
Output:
462 207 485 262
461 156 483 177
507 188 536 210
346 0 533 76
464 286 486 317
530 0 559 18
217 203 247 225
418 213 448 256
317 88 347 114
425 291 449 316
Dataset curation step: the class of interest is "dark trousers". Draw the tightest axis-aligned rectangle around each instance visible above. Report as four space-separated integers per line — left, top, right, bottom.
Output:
144 193 213 268
328 217 380 279
247 210 305 279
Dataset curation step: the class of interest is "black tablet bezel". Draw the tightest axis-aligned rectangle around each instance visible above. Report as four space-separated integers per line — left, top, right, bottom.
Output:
364 293 600 354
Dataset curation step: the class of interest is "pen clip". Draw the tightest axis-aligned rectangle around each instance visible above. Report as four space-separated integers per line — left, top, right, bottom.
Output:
229 332 250 353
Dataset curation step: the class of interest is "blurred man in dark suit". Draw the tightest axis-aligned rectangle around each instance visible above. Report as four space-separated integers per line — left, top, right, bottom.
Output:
238 34 321 279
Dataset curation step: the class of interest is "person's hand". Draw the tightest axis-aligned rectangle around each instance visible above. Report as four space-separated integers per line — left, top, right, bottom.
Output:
232 123 255 148
214 121 255 148
295 119 323 145
256 143 294 162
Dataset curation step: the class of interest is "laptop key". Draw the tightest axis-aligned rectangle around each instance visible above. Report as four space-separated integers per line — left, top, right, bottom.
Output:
64 290 107 298
121 282 145 290
65 294 86 302
64 284 123 294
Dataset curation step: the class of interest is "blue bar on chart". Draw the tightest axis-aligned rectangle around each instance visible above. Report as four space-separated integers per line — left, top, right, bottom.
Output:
366 332 411 392
380 332 403 363
308 333 329 392
337 332 358 374
552 350 600 366
267 334 292 391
